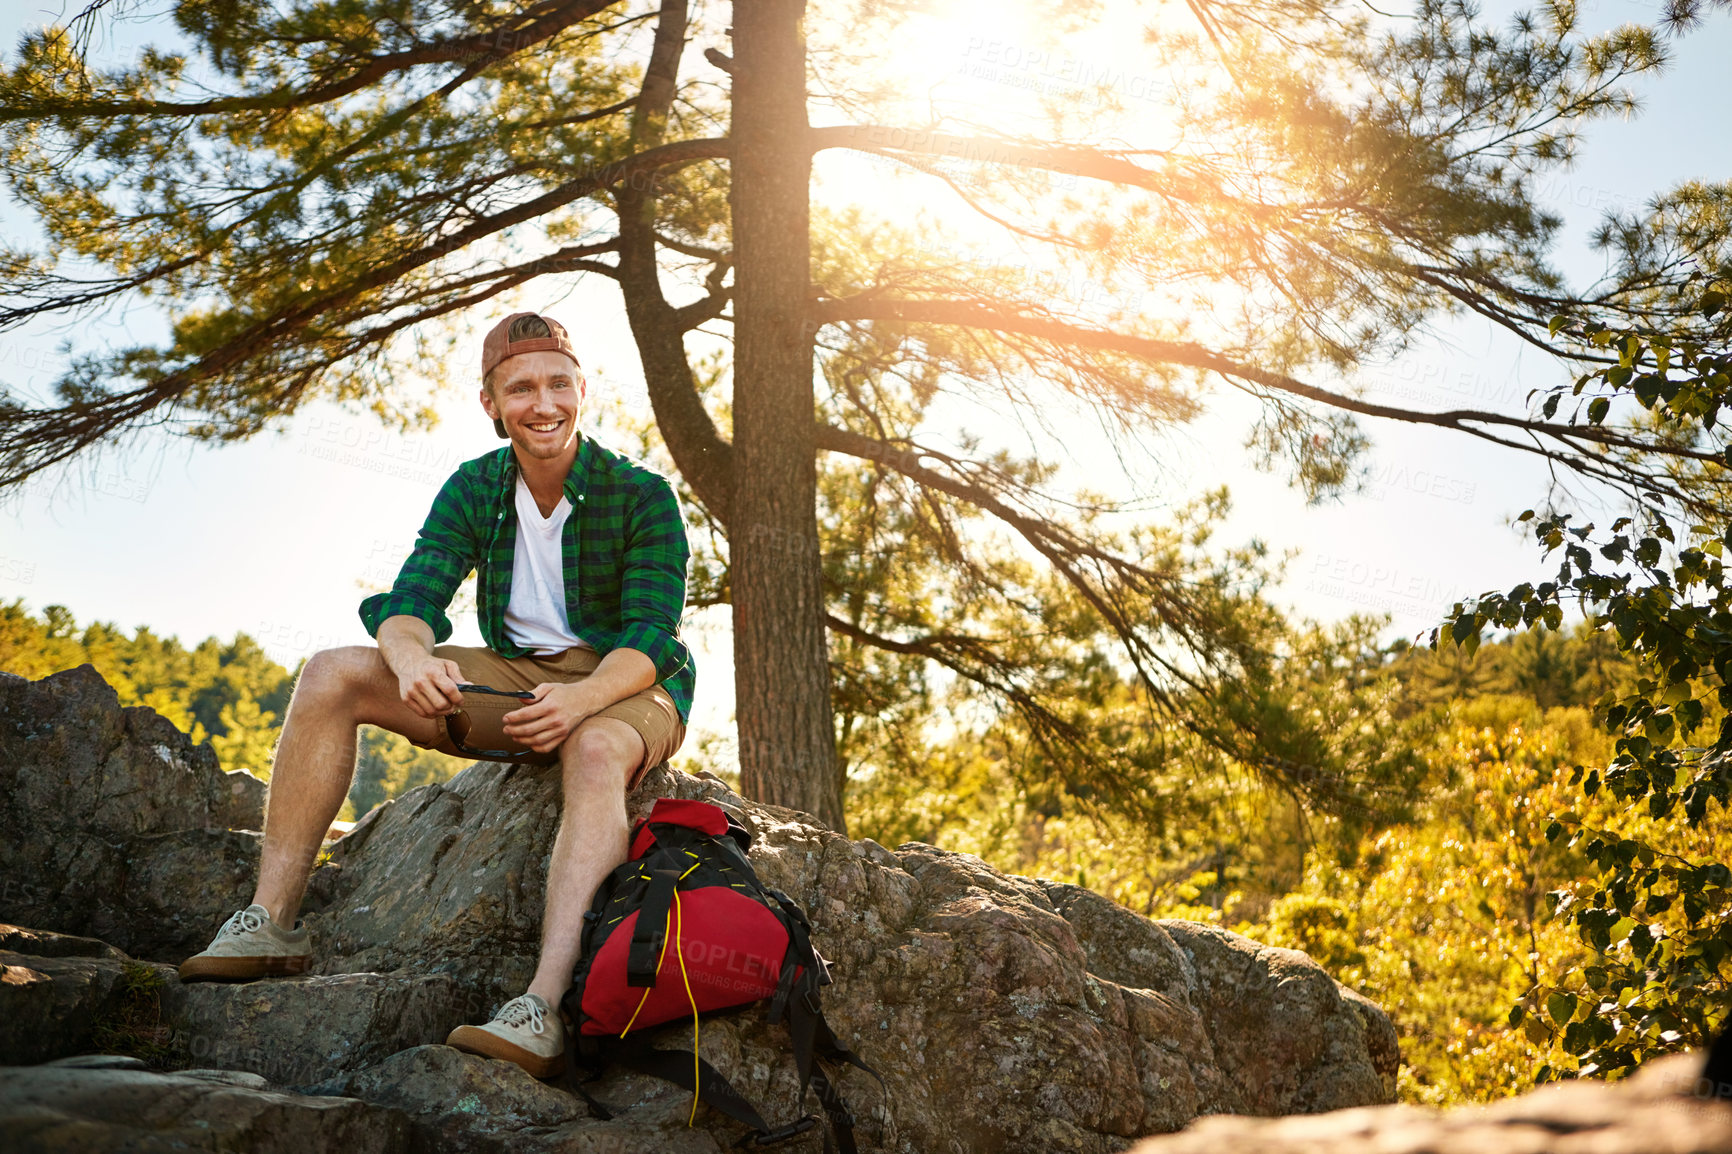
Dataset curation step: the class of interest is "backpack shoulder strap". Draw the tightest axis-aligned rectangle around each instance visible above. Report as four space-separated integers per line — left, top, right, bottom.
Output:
628 868 680 987
760 888 890 1154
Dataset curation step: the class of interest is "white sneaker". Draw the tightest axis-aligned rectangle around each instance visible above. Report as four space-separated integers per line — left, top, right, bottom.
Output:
446 993 566 1078
178 904 312 982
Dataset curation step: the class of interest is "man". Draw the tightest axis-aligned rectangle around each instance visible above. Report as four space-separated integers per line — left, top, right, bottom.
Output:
177 312 695 1079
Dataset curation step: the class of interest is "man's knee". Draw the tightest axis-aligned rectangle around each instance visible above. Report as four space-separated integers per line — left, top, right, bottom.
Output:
294 646 383 707
560 720 641 796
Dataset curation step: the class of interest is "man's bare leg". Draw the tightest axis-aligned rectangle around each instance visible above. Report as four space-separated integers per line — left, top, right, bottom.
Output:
525 717 644 1006
252 646 444 926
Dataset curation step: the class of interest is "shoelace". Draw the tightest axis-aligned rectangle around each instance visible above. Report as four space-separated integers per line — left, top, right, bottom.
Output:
495 994 547 1036
216 907 266 939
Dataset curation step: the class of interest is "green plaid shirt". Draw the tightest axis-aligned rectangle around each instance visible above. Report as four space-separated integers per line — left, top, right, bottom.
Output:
359 437 695 723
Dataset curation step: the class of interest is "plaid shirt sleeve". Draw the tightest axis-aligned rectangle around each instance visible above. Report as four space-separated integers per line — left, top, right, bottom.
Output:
358 468 479 644
615 475 692 682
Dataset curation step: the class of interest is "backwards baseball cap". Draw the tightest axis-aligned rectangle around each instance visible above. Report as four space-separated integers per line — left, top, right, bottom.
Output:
481 311 580 381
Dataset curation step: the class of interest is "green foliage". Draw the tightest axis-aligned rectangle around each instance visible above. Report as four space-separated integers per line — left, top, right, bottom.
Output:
1244 698 1612 1103
1387 627 1632 714
0 598 290 768
1438 312 1732 1080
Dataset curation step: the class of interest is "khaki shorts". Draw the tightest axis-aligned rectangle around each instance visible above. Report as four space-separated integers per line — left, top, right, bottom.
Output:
418 645 685 791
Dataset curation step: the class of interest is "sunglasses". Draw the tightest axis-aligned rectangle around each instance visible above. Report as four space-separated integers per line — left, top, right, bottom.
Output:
446 683 560 765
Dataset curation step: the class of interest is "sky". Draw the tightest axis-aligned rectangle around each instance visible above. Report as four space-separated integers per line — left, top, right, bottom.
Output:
1 0 1729 752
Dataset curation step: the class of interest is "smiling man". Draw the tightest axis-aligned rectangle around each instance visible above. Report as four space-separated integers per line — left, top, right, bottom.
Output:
176 312 695 1079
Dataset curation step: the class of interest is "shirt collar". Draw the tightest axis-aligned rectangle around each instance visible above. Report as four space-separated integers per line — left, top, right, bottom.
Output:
497 432 592 508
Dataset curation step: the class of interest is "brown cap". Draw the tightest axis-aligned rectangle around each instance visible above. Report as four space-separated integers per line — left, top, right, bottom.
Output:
481 312 580 381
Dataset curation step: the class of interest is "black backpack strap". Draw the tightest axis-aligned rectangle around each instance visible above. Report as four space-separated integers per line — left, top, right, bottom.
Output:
628 868 680 987
613 1043 819 1146
804 1060 856 1154
764 887 830 1028
810 1008 884 1089
568 1079 616 1121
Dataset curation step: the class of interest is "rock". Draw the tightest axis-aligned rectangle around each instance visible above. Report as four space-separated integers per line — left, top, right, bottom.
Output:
0 1063 410 1153
1126 1051 1732 1153
0 930 181 1068
312 1042 819 1153
294 760 1398 1151
1 666 1402 1151
1 930 467 1085
0 666 263 960
0 926 126 961
1153 920 1399 1111
0 950 132 1066
158 971 476 1086
39 1055 150 1071
217 769 268 832
311 1045 588 1152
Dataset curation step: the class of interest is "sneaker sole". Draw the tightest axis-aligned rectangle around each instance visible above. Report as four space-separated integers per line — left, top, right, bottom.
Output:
177 953 313 982
445 1025 565 1079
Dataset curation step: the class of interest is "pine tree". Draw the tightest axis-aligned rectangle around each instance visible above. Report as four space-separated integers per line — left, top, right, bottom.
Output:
2 0 1725 827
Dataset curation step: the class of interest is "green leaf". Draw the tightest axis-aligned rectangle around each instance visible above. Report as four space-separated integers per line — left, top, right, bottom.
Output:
1704 289 1727 319
1588 397 1610 425
1547 989 1579 1026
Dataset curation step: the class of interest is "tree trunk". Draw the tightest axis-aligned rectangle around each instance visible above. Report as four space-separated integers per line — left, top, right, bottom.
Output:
728 0 843 831
616 0 737 525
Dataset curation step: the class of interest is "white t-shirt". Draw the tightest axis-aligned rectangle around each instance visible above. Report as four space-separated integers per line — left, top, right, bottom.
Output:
502 474 593 654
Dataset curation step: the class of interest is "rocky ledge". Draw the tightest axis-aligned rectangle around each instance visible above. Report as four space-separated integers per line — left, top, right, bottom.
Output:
2 663 1400 1152
1128 1051 1732 1153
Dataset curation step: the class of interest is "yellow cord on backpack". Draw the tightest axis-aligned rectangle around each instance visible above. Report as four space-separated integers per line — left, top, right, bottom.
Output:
672 886 701 1125
617 865 707 1123
619 908 673 1038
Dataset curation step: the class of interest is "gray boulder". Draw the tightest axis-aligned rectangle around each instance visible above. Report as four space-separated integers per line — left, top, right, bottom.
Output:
1 944 134 1067
0 666 263 960
0 926 473 1087
157 970 476 1085
0 1063 409 1153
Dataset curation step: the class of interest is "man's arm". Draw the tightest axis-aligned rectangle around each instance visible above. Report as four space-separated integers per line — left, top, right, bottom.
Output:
613 477 693 682
378 614 466 718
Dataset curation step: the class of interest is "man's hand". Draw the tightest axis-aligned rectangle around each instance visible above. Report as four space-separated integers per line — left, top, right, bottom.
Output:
377 614 463 718
397 654 466 719
503 682 596 753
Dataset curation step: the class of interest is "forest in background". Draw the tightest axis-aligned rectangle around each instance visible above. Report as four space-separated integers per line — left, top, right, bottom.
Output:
4 594 1717 1105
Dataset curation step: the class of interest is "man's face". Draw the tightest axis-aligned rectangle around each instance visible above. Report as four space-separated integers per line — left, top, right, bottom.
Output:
481 350 584 461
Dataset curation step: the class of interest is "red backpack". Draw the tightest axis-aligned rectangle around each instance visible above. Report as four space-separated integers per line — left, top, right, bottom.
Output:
562 798 883 1151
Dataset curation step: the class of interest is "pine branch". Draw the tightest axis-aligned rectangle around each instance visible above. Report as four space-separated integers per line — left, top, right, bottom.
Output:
0 0 620 122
